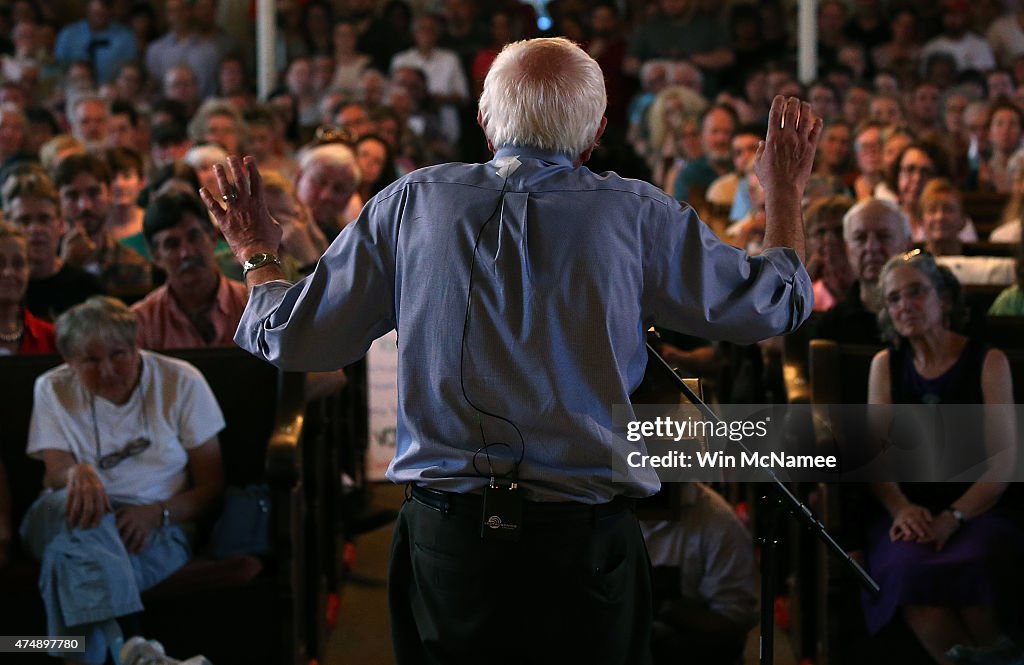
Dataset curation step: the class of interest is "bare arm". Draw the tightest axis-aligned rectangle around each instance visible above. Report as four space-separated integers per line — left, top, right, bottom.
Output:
305 370 348 402
115 437 224 554
948 349 1015 519
867 350 906 515
40 449 112 530
660 344 719 376
754 97 824 263
866 349 935 540
166 437 225 524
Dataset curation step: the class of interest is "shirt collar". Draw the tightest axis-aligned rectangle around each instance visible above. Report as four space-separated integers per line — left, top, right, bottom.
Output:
493 146 574 168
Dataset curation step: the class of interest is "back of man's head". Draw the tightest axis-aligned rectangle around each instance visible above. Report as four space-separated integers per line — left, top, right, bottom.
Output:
478 37 606 158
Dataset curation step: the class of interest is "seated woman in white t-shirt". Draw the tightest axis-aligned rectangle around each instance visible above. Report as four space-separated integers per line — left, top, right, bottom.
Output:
18 296 225 665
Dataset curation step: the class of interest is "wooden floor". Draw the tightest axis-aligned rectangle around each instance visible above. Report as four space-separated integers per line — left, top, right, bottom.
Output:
324 483 797 665
325 483 403 665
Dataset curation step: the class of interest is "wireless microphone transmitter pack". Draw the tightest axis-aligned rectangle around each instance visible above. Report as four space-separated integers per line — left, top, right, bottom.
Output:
481 477 523 541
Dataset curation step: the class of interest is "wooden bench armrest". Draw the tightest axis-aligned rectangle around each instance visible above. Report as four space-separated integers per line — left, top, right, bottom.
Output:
809 339 840 406
266 371 307 488
783 332 812 405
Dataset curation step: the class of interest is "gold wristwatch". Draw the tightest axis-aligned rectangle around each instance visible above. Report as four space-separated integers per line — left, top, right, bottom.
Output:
242 252 281 275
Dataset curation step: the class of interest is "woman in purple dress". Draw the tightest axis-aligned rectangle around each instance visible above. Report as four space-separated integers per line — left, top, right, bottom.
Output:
865 250 1021 663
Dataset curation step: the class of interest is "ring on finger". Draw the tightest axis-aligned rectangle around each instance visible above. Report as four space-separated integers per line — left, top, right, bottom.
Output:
222 185 239 203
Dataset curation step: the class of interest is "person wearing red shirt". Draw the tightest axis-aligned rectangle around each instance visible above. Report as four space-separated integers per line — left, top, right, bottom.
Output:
0 221 56 355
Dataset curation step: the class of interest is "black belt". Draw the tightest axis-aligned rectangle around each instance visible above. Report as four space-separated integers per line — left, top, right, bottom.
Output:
410 485 634 522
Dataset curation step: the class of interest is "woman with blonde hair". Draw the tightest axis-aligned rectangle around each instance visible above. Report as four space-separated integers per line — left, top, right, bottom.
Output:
645 85 708 193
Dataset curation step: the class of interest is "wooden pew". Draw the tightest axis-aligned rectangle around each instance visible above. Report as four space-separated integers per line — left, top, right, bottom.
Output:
0 348 317 665
962 191 1010 239
980 314 1024 350
911 241 1020 257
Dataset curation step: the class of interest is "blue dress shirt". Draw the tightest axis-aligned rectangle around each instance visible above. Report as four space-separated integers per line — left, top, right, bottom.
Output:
54 20 137 84
237 147 813 502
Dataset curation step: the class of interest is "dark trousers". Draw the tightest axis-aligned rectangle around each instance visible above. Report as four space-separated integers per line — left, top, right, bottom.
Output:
388 490 654 665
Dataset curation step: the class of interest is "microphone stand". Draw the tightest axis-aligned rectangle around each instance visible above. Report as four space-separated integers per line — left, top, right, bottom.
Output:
642 343 879 665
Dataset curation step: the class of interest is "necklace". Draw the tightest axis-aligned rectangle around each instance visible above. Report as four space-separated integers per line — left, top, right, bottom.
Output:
90 365 151 469
0 324 23 342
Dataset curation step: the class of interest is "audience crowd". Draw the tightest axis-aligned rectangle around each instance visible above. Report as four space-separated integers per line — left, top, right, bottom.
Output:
1 0 1024 663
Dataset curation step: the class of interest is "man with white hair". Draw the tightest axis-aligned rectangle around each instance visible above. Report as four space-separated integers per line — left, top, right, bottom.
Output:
203 38 819 664
813 198 913 344
293 143 361 241
69 95 110 151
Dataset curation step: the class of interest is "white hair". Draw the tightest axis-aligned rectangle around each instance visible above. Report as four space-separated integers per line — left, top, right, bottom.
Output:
669 60 703 91
478 37 606 158
66 92 108 122
296 142 362 184
640 59 670 89
187 98 247 145
842 197 912 239
184 144 229 170
647 85 708 155
0 102 27 130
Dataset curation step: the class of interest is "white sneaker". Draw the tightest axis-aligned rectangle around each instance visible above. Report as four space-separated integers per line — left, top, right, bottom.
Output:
120 635 213 665
120 636 177 665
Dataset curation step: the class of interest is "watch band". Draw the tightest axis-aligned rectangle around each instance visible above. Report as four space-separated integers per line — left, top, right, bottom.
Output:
242 252 281 275
946 506 965 526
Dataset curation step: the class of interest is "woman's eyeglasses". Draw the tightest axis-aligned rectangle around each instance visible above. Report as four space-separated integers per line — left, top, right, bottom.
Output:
884 282 933 307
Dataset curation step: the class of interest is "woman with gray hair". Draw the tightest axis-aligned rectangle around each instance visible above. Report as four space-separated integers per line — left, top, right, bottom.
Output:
18 296 224 665
864 250 1021 663
187 99 247 156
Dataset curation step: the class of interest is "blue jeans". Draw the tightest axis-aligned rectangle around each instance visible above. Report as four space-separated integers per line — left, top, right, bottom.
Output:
20 489 191 664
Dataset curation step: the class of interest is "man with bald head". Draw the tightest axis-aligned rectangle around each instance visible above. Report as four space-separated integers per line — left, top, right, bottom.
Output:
205 38 819 664
813 198 912 344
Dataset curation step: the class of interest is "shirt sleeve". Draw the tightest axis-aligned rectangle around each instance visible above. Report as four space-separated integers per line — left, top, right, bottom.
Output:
53 27 72 65
116 30 138 66
26 371 77 459
234 196 398 372
642 203 814 345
